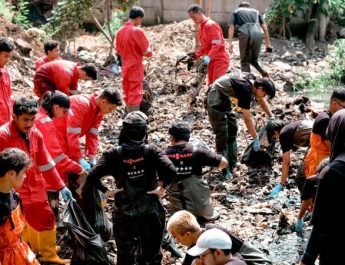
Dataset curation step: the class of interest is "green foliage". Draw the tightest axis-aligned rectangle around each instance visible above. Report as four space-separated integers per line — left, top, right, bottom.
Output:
43 0 93 40
266 0 345 33
0 0 13 21
294 39 345 92
328 0 345 26
104 10 125 35
12 0 32 29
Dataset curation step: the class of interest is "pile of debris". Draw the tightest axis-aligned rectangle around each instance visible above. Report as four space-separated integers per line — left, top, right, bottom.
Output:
4 16 334 264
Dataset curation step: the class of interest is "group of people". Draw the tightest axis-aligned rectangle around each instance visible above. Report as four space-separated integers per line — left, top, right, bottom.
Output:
0 1 344 265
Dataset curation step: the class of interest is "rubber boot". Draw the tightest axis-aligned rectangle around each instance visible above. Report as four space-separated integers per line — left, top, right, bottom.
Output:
39 227 70 264
222 148 233 180
126 105 140 113
222 167 233 180
22 221 40 254
228 140 238 169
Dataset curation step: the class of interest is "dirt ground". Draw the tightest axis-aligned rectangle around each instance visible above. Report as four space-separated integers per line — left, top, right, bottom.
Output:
2 16 335 264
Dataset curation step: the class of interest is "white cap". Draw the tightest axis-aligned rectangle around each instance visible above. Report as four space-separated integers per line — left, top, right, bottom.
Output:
187 228 232 257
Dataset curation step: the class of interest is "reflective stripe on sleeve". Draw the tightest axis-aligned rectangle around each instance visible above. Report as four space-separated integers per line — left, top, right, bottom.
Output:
89 127 98 135
67 127 82 134
40 117 52 124
211 39 221 44
39 160 56 172
53 153 65 163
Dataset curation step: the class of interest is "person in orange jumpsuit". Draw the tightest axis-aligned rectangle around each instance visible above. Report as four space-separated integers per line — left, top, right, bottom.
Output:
116 6 152 112
295 88 345 234
0 148 39 265
35 40 61 70
0 98 72 264
35 91 85 221
33 60 97 98
188 4 229 86
0 38 14 126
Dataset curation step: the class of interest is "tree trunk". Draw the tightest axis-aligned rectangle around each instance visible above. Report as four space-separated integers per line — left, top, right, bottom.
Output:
305 2 322 50
319 1 330 41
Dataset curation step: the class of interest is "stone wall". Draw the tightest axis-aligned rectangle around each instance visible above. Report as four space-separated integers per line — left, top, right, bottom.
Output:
139 0 273 26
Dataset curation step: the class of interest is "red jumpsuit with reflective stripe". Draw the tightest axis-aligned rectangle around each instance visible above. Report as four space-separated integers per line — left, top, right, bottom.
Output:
35 56 49 70
0 202 39 265
116 21 152 106
35 108 83 183
0 68 13 126
196 19 230 85
0 121 65 231
54 93 103 162
33 60 79 98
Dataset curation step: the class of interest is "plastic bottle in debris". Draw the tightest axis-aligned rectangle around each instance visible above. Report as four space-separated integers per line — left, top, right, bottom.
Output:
98 190 107 208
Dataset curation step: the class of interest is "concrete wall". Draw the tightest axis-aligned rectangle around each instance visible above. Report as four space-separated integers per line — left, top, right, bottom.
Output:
139 0 273 26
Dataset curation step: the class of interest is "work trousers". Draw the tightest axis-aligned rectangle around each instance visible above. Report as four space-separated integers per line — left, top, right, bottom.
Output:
207 107 238 167
238 23 266 76
113 202 165 265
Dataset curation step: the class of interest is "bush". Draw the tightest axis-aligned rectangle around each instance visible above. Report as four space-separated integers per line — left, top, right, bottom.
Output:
294 39 345 92
0 0 13 21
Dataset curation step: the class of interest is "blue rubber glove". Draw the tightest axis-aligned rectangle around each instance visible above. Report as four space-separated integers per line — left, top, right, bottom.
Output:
253 137 260 152
89 158 96 168
61 187 74 202
79 158 91 171
203 55 211 65
295 218 304 235
269 183 284 198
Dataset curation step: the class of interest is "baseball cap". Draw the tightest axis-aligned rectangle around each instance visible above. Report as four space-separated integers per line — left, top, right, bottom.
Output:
187 228 232 257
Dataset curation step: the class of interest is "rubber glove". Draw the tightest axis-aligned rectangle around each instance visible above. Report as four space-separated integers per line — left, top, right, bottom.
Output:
203 55 211 65
253 137 260 152
269 115 275 121
89 158 96 168
269 183 284 198
79 158 91 171
61 187 74 202
295 218 304 235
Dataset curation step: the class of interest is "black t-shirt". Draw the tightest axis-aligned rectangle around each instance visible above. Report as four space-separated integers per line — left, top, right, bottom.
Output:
229 7 264 27
182 224 244 265
85 144 176 193
0 189 21 226
212 74 252 110
312 111 331 140
279 120 303 153
165 143 222 182
311 160 345 230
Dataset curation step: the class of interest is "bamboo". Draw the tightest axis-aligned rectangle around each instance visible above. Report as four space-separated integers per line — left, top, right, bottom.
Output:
206 0 212 17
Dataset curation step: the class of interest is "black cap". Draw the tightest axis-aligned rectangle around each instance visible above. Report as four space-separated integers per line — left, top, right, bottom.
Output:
169 121 190 142
119 111 148 145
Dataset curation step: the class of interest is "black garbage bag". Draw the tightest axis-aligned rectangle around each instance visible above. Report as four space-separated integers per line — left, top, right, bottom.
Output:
63 200 113 265
241 124 275 167
81 186 113 242
140 80 154 115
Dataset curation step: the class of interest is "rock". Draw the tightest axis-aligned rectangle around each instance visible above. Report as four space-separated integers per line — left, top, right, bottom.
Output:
25 27 45 38
15 39 32 56
339 27 345 38
272 61 292 71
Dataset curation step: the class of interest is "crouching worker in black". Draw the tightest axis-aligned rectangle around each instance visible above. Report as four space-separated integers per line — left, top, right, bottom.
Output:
207 72 276 179
165 121 228 221
82 111 177 265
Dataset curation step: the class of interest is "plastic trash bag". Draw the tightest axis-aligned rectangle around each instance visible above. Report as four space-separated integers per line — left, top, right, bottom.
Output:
241 124 275 167
62 200 113 265
81 186 113 242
